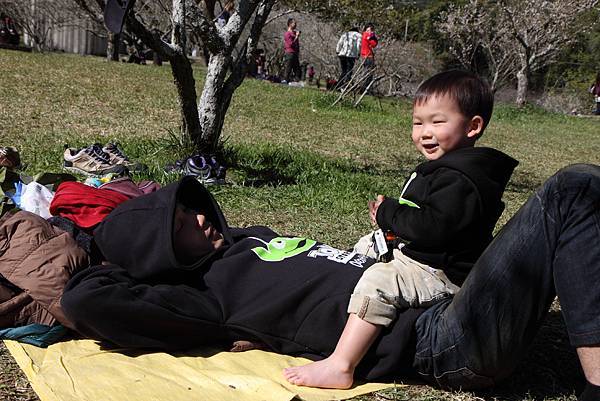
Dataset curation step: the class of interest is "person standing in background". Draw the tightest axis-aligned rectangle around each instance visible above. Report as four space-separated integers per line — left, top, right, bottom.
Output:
335 27 362 87
359 23 378 91
283 18 301 83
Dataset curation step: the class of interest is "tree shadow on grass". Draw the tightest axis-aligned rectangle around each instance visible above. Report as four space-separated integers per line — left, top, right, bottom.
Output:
224 145 404 188
507 170 544 194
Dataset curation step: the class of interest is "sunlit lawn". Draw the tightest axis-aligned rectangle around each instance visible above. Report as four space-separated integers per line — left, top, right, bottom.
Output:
1 49 599 401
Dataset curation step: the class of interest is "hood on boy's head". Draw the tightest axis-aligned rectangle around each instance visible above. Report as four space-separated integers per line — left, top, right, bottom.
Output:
93 176 232 280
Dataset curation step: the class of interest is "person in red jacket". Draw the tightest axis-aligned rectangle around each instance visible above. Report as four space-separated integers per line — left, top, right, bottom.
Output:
359 23 378 92
360 23 378 60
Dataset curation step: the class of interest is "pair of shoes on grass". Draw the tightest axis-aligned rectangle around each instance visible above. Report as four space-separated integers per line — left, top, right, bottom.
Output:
165 154 226 185
63 143 146 176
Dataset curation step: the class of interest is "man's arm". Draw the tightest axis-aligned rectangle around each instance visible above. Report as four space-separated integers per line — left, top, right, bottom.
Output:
62 264 228 350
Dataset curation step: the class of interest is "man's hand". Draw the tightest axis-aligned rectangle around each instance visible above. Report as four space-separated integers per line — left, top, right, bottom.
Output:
230 340 267 352
368 195 385 225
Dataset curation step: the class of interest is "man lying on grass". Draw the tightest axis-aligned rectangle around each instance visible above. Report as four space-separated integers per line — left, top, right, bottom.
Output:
62 164 600 400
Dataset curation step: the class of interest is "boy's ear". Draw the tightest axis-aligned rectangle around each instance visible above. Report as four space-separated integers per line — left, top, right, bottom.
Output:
466 115 484 139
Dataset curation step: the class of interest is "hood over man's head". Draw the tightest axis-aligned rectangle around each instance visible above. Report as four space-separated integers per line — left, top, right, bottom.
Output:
93 177 232 281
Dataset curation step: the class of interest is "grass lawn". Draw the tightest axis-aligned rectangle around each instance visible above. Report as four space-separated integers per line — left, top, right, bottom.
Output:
0 49 599 401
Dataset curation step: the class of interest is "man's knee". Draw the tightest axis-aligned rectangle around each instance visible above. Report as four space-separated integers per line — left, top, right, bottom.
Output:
554 163 600 183
543 164 600 195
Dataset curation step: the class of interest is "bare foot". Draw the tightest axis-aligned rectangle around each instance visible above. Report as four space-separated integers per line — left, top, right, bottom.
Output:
282 356 354 389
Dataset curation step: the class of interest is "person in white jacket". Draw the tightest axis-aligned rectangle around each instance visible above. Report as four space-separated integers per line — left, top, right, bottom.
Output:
336 28 362 86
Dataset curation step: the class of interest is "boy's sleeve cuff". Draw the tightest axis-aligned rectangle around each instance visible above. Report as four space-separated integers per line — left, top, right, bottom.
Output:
375 198 398 231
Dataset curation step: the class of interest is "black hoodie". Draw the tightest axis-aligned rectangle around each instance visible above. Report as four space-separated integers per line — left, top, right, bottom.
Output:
376 147 518 285
62 177 424 380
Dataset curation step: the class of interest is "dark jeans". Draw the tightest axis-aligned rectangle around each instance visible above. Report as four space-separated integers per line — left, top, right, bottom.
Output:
595 102 600 115
338 56 356 86
413 164 600 389
283 53 300 82
360 57 375 92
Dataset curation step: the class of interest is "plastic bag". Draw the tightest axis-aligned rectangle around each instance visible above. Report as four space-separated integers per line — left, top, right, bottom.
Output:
7 181 23 206
19 181 54 218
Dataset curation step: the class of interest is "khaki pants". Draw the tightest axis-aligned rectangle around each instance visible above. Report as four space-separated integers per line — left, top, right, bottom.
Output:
349 232 460 326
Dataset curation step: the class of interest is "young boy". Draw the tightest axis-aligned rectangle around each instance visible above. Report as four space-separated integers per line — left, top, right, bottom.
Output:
283 70 518 389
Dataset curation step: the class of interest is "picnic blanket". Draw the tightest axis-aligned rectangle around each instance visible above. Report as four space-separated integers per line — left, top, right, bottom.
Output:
5 339 397 401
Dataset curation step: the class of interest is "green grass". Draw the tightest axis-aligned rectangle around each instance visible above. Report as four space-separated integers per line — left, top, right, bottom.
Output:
1 49 599 401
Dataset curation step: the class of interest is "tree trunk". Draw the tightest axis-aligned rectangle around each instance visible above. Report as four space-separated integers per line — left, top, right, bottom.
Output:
170 54 202 143
107 31 120 61
197 53 231 152
516 64 528 107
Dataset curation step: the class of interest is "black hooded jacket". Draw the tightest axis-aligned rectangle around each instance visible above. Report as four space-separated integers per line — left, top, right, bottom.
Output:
376 147 518 285
62 177 424 380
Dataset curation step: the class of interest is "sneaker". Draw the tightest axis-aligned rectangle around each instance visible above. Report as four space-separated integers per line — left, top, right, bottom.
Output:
63 146 128 176
183 155 212 181
165 154 226 184
102 142 147 172
207 156 226 184
0 147 21 170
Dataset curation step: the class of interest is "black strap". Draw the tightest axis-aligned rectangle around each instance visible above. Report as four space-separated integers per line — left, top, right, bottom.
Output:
104 0 136 34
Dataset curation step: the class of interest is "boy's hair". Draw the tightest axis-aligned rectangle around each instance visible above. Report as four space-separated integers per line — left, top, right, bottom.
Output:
287 18 295 27
364 22 374 31
414 70 494 134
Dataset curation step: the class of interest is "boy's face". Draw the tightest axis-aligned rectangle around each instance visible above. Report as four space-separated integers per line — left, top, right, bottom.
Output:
411 94 481 161
173 205 225 264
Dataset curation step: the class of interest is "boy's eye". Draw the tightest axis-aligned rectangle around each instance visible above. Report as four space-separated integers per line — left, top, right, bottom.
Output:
433 120 445 124
413 122 422 126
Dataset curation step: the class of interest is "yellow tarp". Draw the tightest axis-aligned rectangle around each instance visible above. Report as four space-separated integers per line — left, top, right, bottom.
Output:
5 339 397 401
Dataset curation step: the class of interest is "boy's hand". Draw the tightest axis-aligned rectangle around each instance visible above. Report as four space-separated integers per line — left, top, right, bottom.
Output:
368 195 385 225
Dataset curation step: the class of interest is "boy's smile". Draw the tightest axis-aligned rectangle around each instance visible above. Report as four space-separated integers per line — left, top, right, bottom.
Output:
411 94 481 161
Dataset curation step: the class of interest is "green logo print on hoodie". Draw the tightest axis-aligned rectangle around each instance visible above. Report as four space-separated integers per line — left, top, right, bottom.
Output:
251 237 317 262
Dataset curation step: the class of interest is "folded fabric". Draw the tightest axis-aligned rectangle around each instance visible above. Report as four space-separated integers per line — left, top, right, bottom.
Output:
0 324 68 348
98 176 160 198
49 181 130 228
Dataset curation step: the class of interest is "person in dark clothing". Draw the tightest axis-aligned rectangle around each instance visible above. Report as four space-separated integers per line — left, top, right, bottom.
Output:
283 70 517 389
283 18 301 83
61 162 600 400
0 13 19 45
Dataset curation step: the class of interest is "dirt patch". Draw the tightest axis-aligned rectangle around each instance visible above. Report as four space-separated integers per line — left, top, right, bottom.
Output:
0 341 39 401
